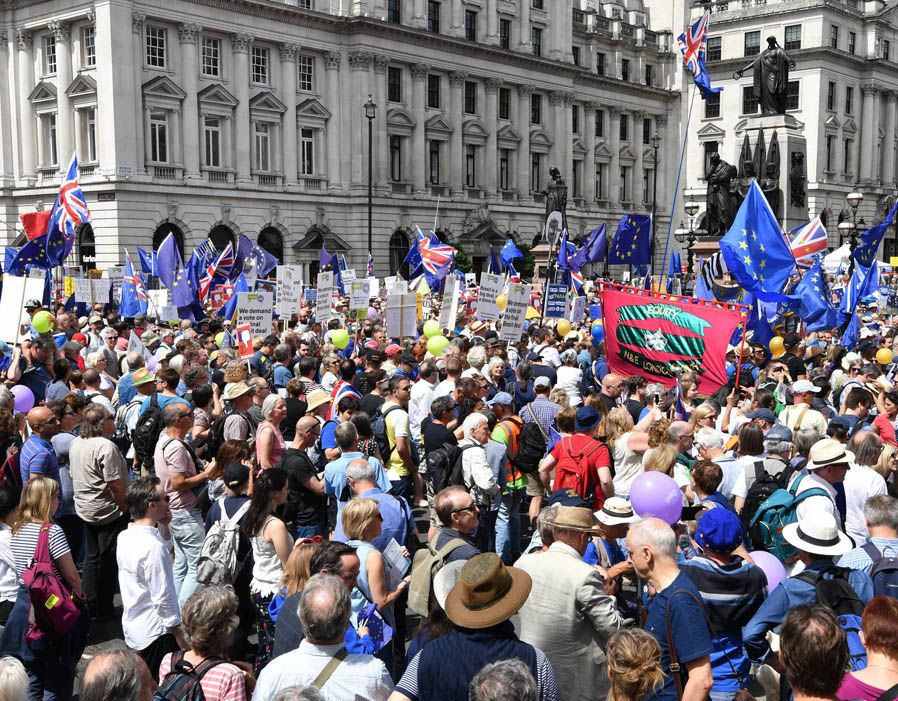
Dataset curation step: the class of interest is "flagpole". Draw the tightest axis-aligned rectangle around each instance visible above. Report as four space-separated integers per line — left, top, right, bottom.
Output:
659 84 697 294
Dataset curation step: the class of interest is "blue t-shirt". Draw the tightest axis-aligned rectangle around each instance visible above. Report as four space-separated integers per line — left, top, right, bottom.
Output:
117 371 137 405
320 419 338 451
140 393 190 416
273 364 293 390
644 571 714 701
16 359 52 402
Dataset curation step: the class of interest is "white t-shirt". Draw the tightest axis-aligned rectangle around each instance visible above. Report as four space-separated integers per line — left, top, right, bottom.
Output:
612 432 645 496
844 463 888 544
555 367 582 406
731 455 767 500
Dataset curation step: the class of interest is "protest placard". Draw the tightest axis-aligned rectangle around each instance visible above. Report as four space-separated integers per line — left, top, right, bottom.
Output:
235 323 254 359
147 289 169 314
107 266 125 305
74 278 111 304
366 278 379 298
0 276 47 344
349 279 371 320
276 266 303 317
544 283 569 319
438 275 460 332
570 295 587 324
208 285 234 311
465 273 477 288
236 291 273 337
159 305 179 322
316 271 334 321
476 272 503 321
386 293 418 338
499 282 531 343
341 269 356 282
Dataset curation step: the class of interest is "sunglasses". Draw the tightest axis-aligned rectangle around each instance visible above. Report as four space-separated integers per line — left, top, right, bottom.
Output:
451 503 477 515
151 494 171 503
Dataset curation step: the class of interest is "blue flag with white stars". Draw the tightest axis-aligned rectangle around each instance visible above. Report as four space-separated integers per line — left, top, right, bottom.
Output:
852 199 898 268
719 181 794 301
793 257 839 332
607 215 651 265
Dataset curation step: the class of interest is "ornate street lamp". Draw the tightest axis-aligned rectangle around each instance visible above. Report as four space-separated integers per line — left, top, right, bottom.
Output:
847 190 863 276
365 95 377 259
650 131 661 277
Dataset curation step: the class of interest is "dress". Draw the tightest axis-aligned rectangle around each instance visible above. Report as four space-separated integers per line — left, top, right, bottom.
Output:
250 515 293 674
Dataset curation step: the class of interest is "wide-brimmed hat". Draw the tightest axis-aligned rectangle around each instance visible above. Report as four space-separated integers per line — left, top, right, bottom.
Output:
305 388 332 413
543 505 602 534
141 332 160 347
575 406 601 432
224 381 253 401
444 553 532 629
432 560 466 611
783 510 853 556
841 352 862 371
807 438 850 471
131 367 156 387
595 497 639 526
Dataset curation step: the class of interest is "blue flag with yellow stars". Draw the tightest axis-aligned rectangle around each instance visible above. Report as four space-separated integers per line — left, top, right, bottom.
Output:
793 257 838 331
6 237 52 275
607 215 651 265
719 181 794 301
852 199 898 268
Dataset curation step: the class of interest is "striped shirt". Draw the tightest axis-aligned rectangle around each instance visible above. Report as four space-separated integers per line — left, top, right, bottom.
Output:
19 435 59 486
11 522 69 582
159 654 247 701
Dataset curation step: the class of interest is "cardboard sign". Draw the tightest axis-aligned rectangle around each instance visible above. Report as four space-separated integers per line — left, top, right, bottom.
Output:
476 272 503 321
544 283 569 319
159 305 179 323
236 291 273 338
465 273 477 288
386 293 418 338
439 275 460 332
570 295 587 323
208 285 234 311
107 266 125 305
341 269 357 282
366 277 379 298
74 278 111 304
0 276 46 344
349 279 371 321
147 289 169 315
499 282 532 343
276 265 303 318
235 323 254 359
316 271 334 321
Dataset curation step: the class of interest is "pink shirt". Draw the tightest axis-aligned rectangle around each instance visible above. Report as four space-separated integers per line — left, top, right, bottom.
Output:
154 435 198 511
159 654 247 701
837 673 891 701
255 421 285 468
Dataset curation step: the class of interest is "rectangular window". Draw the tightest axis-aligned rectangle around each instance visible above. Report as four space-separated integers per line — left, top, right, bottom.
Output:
465 10 477 41
204 117 221 168
849 31 856 54
595 163 605 199
499 149 509 190
298 56 314 92
530 93 541 124
150 111 168 163
390 135 402 181
251 46 269 84
826 134 834 171
498 88 510 119
706 36 721 62
388 67 401 102
830 25 839 49
784 25 801 51
619 114 628 142
45 114 58 167
827 81 836 111
572 46 580 66
85 108 97 162
621 58 630 81
428 1 440 33
254 122 270 171
429 141 440 184
643 170 650 204
201 37 221 78
642 117 651 145
301 128 315 175
846 86 854 114
620 167 629 202
298 0 312 8
742 85 758 114
44 34 56 75
844 139 852 174
82 26 96 67
703 141 718 178
466 145 476 187
884 39 891 60
532 0 543 8
572 105 579 134
572 160 581 197
427 74 440 108
786 81 800 110
595 109 604 138
146 25 167 68
597 52 606 76
705 92 721 118
464 81 476 114
531 153 541 192
744 31 760 57
644 64 653 86
388 0 401 24
499 19 510 49
531 27 542 57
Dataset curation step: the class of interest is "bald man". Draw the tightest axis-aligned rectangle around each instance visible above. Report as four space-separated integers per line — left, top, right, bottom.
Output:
282 415 328 538
20 406 61 490
80 649 155 701
599 373 625 412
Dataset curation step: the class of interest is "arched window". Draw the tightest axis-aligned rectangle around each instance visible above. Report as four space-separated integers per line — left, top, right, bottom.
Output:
258 227 283 265
209 224 235 252
389 230 411 278
153 223 185 259
78 223 95 270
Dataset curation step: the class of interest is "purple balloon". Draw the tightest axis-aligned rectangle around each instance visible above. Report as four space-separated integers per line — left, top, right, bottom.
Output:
367 307 378 320
629 471 683 525
748 550 786 592
148 357 159 372
11 385 34 414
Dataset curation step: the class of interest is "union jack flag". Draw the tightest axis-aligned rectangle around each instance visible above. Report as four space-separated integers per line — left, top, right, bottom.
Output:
367 252 374 278
788 217 828 270
673 378 688 421
419 235 456 280
124 250 148 302
46 155 90 265
198 243 232 302
508 263 521 284
329 380 361 420
216 242 235 278
677 11 722 100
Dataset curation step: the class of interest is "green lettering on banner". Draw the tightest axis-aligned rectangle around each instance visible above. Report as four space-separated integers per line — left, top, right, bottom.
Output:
619 346 705 378
617 303 711 336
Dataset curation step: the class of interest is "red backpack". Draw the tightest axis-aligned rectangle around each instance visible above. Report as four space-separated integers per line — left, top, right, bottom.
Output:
553 437 604 505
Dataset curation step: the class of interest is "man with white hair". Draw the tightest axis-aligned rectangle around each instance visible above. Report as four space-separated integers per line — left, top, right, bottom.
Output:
459 412 499 550
462 345 487 379
627 518 713 701
694 427 741 499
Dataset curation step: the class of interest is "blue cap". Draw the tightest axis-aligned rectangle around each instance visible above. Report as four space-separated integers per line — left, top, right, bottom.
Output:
575 406 601 432
549 488 588 507
746 408 776 424
695 507 742 553
486 391 514 407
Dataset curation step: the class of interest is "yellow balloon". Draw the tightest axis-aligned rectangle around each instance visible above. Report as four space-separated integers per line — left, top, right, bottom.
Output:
769 336 784 356
556 319 572 337
496 294 507 311
877 348 894 366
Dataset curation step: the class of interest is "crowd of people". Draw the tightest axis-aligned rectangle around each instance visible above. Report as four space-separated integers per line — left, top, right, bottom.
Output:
0 295 894 701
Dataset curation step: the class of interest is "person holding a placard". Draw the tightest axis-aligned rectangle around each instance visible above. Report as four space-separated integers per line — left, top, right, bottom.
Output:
8 336 55 404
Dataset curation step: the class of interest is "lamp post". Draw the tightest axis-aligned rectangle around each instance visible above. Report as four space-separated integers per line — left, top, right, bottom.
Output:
365 95 377 259
650 131 661 278
675 198 700 281
847 190 863 277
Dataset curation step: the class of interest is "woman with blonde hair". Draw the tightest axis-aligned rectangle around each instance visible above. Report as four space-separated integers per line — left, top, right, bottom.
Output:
0 476 88 699
319 353 341 393
549 387 569 408
688 402 720 434
255 394 287 471
607 406 656 496
606 628 664 701
644 443 678 477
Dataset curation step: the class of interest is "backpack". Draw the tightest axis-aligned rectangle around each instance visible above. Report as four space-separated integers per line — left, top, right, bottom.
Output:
424 443 477 494
306 419 338 474
0 450 21 493
206 409 247 461
497 417 546 475
795 567 868 671
154 651 228 701
748 473 834 563
131 394 164 474
372 405 403 462
22 524 82 643
552 437 604 504
740 460 787 551
195 498 252 587
862 542 898 598
408 533 468 616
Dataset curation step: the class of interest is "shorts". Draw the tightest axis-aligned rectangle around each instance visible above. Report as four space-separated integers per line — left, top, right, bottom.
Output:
526 473 545 498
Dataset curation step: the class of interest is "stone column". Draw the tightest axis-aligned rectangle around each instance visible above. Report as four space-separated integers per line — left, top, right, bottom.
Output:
411 63 429 192
549 1 563 60
348 51 372 188
584 101 597 203
324 51 342 190
633 110 645 208
486 0 498 44
656 113 669 210
0 31 14 184
178 23 202 180
233 33 253 183
563 93 574 185
516 84 533 200
872 87 883 183
860 83 876 184
171 109 182 166
132 14 146 175
449 70 467 195
517 0 530 52
413 0 426 29
885 91 898 186
280 43 299 187
484 78 501 197
451 0 464 37
609 106 621 205
548 90 564 172
16 29 35 181
49 21 73 171
373 55 390 193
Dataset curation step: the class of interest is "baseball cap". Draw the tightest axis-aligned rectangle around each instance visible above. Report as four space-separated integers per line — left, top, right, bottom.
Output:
549 488 588 507
746 408 776 424
223 463 250 488
783 333 801 347
533 376 551 389
765 423 793 443
399 351 419 366
694 507 742 553
791 380 820 394
486 392 513 407
71 333 87 344
385 343 402 356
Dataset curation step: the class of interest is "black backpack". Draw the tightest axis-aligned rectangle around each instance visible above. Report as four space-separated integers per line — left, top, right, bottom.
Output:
131 394 164 474
307 419 338 473
740 459 797 551
424 443 477 493
206 409 248 460
154 651 227 701
862 542 898 598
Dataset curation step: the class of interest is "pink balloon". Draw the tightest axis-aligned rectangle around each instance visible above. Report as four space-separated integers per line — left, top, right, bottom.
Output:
629 471 683 525
11 385 34 414
367 307 378 320
748 550 787 592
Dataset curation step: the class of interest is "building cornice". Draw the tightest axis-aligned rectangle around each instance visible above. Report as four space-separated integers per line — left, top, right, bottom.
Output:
708 45 898 76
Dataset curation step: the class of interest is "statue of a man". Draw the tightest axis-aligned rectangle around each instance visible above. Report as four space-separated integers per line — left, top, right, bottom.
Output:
733 37 796 116
761 162 782 221
706 153 737 237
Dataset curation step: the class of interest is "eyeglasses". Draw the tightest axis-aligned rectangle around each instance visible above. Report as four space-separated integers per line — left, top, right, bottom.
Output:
63 410 75 417
451 503 477 515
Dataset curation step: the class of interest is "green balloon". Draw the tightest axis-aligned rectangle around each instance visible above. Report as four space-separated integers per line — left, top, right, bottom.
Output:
215 331 225 347
332 329 350 349
423 319 441 338
427 335 450 356
32 311 52 334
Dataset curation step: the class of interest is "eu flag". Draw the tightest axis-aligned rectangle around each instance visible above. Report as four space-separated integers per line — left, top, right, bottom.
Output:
157 233 183 290
793 257 838 331
719 181 794 301
489 248 503 274
607 215 651 265
570 224 607 269
500 239 523 269
852 200 898 267
839 260 877 325
121 250 148 318
137 247 158 276
556 232 579 271
235 234 278 279
6 238 51 275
